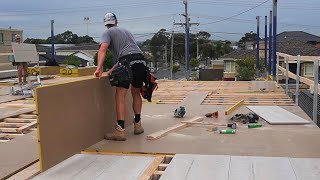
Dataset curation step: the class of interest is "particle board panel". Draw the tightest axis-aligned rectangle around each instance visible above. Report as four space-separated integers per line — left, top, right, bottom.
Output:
35 76 134 172
32 154 155 180
87 104 320 158
160 154 230 180
0 95 30 104
247 106 310 124
0 107 35 120
12 43 39 62
250 156 297 180
290 158 320 180
0 131 38 179
161 155 319 180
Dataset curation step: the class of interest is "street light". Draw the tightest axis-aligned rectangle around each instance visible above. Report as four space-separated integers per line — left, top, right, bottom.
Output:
84 17 90 36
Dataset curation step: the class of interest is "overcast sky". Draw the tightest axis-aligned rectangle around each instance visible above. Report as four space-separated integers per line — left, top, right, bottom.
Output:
1 0 320 42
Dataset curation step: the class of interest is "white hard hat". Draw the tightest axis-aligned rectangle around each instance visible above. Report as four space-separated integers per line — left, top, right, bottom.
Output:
104 13 117 26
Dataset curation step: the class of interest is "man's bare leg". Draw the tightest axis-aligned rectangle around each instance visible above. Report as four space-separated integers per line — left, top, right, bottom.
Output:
18 64 22 84
105 86 128 141
131 86 144 135
131 87 142 114
22 63 28 83
116 87 128 122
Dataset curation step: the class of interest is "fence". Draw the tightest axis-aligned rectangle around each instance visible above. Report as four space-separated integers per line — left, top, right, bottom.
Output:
290 91 320 127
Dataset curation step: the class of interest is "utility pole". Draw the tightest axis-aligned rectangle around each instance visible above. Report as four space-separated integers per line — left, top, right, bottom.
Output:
313 60 319 125
196 38 199 59
170 31 174 80
174 0 199 80
51 20 55 62
264 16 267 69
84 17 89 36
268 10 272 75
256 16 260 77
165 43 168 65
272 0 278 79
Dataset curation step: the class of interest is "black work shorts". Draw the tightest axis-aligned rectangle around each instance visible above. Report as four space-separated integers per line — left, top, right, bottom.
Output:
130 62 146 88
118 62 146 89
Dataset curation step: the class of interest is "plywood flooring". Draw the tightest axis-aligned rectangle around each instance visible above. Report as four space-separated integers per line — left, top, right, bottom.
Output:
32 154 155 180
160 154 320 180
247 106 311 124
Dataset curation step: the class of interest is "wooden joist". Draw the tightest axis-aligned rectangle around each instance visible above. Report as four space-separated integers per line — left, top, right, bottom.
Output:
0 133 24 139
17 121 37 133
180 121 226 126
147 116 204 140
4 118 36 123
18 114 37 119
0 128 19 133
139 156 165 180
0 122 27 128
225 99 245 115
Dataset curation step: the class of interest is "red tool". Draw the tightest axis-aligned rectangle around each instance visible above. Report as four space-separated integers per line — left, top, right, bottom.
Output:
205 111 219 118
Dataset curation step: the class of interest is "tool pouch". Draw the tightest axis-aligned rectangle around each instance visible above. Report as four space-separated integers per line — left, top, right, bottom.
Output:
109 65 132 88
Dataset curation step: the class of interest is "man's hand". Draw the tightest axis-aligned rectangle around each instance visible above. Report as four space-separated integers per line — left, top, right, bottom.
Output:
106 70 112 76
94 68 103 79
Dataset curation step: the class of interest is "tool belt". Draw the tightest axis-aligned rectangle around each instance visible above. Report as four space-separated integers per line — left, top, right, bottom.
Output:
109 65 132 87
109 53 144 87
118 53 145 65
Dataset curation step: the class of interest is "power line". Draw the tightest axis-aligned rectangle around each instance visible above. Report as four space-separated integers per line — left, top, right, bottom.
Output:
0 0 180 17
200 0 270 26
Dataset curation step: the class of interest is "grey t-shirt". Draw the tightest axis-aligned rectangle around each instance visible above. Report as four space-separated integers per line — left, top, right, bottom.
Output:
100 26 142 59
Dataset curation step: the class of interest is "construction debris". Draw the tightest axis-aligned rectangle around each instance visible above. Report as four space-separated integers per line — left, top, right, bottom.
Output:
230 112 259 124
205 111 218 118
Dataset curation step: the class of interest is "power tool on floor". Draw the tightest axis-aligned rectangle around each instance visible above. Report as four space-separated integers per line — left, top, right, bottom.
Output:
174 106 186 118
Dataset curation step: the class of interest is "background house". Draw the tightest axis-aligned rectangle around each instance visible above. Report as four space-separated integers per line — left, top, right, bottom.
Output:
0 28 23 70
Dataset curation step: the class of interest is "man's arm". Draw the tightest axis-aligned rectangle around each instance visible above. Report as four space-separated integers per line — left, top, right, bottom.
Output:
94 43 110 79
97 43 108 70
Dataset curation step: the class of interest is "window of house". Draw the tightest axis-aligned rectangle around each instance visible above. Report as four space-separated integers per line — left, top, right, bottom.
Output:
304 63 313 76
224 61 236 73
0 33 3 43
12 34 16 42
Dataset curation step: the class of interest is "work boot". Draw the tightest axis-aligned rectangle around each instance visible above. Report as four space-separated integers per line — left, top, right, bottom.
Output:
105 124 126 141
134 121 144 135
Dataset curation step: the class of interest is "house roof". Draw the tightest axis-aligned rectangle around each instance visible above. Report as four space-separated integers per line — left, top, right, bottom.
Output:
57 43 99 51
39 54 90 64
277 31 320 43
221 49 255 59
277 39 320 56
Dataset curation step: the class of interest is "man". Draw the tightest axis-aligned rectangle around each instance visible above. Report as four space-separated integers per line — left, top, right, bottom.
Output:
12 35 28 84
94 12 146 141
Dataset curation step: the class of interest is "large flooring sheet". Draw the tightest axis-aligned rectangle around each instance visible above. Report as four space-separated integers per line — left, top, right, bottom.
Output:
0 131 38 179
32 154 155 180
247 106 310 124
160 154 320 180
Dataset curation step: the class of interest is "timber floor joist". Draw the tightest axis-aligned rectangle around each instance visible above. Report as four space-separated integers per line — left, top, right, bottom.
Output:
0 98 37 143
202 93 295 105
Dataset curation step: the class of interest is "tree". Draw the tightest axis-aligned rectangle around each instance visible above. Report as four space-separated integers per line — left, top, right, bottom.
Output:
24 31 97 44
63 55 81 67
149 29 169 61
239 32 258 43
190 58 200 69
196 31 211 41
236 56 256 81
201 43 215 59
93 49 114 71
172 64 180 78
